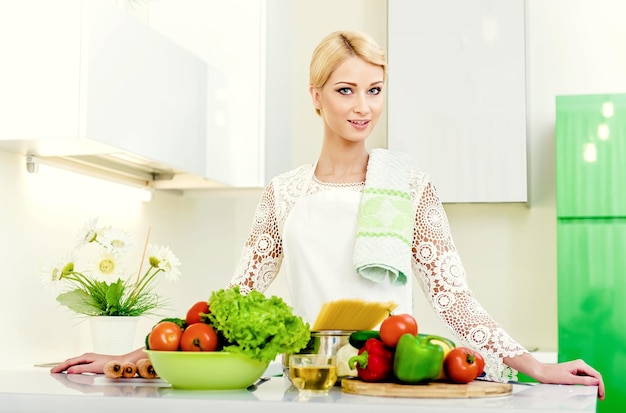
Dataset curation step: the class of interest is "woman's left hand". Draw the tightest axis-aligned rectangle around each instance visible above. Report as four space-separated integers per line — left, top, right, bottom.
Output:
505 353 605 400
537 359 605 400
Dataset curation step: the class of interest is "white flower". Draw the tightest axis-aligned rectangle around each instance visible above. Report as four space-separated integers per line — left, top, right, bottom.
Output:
147 244 182 282
98 226 136 254
44 218 182 317
74 217 100 248
40 253 75 294
86 250 125 281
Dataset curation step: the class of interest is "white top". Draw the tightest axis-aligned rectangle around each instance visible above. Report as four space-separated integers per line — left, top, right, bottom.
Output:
281 167 413 324
228 157 527 382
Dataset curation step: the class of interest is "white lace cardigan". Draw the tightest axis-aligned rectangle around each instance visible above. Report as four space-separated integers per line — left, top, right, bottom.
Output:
228 163 528 381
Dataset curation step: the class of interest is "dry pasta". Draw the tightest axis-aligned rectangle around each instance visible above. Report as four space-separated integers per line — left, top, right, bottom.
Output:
312 299 399 331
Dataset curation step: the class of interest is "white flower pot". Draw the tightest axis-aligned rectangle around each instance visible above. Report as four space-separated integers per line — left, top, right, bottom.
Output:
89 316 140 355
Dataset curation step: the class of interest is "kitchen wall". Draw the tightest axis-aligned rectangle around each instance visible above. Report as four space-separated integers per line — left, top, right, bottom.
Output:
1 0 625 367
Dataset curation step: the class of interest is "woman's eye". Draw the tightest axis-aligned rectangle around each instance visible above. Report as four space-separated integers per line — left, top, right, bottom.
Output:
337 87 353 95
368 87 382 95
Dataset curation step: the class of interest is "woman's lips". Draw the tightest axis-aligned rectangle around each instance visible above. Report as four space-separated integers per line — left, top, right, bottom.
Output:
349 120 370 130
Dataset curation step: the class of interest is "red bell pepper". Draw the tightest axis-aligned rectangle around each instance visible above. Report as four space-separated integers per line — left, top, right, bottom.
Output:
347 338 394 382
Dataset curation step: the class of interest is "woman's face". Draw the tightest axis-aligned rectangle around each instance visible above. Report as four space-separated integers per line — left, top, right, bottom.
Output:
311 56 384 144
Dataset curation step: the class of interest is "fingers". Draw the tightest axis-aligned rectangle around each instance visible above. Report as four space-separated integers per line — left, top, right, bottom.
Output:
567 359 605 400
568 375 605 400
598 380 606 400
49 353 106 375
66 364 98 375
569 374 600 387
49 358 84 373
579 364 605 401
571 359 601 377
537 359 605 400
49 363 67 374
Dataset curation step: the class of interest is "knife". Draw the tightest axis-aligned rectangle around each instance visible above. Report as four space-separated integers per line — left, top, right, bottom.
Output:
247 376 270 391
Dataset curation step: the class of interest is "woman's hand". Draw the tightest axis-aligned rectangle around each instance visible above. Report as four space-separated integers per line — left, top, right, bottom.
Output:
50 348 147 375
535 359 605 400
50 353 114 375
505 353 605 400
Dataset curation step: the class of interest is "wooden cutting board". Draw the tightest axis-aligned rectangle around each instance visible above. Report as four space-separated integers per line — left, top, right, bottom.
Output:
341 378 512 398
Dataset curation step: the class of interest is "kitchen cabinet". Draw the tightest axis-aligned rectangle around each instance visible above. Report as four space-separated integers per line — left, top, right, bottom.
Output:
0 0 208 188
556 94 626 217
556 93 626 413
387 0 527 203
147 0 292 188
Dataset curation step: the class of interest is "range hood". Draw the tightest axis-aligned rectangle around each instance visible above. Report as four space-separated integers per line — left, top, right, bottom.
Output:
0 0 223 191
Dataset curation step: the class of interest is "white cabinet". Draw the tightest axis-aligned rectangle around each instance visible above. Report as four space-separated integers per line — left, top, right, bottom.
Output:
0 0 208 186
387 0 527 203
0 2 82 146
147 0 292 188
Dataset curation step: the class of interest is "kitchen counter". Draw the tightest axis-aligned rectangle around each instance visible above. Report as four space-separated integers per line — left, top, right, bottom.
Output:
0 365 598 413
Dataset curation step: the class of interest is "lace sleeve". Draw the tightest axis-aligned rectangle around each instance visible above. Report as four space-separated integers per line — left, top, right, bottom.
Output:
227 182 283 294
411 179 528 381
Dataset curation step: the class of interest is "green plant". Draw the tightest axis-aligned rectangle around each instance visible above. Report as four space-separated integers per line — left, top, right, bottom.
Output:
41 218 181 317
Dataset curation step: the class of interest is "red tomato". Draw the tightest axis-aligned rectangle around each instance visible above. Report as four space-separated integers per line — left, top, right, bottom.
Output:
474 351 485 377
379 313 418 347
148 321 183 351
443 347 481 383
180 323 219 352
185 301 210 325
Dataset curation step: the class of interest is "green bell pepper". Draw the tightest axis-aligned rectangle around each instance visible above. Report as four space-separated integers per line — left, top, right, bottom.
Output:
393 333 457 383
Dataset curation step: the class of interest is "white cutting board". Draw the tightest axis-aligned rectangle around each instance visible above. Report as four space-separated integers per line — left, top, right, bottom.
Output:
92 376 170 386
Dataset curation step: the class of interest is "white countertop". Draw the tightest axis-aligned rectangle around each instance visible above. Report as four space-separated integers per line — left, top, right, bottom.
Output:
0 364 598 413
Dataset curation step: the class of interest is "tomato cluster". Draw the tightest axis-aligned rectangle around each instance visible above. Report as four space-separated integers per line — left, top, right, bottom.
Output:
147 301 220 352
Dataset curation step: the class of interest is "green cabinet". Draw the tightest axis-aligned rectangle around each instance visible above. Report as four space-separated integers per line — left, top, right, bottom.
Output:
556 94 626 218
556 93 626 413
557 220 626 354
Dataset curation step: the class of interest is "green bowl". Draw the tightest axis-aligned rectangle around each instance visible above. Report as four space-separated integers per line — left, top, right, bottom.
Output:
145 350 269 390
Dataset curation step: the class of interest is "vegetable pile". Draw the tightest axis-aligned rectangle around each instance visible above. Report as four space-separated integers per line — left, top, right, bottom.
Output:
145 286 311 364
347 313 485 384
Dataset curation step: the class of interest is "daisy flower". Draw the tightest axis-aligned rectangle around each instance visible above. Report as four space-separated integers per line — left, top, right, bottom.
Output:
99 226 136 254
86 250 125 281
40 253 75 294
147 244 182 282
74 217 100 248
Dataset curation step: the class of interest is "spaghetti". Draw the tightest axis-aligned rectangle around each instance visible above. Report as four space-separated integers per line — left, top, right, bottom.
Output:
312 298 399 331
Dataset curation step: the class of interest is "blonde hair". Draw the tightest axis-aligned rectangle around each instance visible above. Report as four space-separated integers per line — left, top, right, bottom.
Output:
309 30 387 115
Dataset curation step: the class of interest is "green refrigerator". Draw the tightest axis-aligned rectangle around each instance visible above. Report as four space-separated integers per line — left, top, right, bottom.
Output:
556 93 626 412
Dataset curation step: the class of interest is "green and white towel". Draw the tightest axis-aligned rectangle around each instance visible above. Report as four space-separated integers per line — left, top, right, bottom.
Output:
353 148 413 286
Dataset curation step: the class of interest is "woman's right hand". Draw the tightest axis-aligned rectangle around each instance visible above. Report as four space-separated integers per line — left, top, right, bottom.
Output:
50 348 146 375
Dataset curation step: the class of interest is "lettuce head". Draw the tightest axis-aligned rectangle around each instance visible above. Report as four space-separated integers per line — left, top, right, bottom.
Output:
207 286 311 363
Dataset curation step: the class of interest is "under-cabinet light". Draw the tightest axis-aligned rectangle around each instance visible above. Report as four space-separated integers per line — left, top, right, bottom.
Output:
24 156 154 205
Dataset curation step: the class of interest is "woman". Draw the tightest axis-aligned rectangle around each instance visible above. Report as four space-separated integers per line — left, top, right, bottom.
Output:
52 30 605 400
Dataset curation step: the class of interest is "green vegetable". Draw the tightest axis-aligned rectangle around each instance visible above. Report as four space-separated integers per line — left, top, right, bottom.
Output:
157 317 187 330
349 331 444 349
349 330 381 349
207 286 311 363
393 333 456 383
